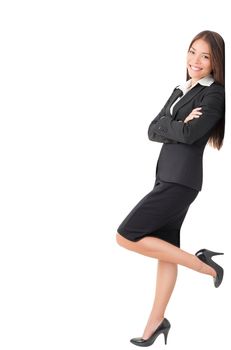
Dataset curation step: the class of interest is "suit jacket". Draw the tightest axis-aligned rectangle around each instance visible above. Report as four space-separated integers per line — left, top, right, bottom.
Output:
148 82 225 191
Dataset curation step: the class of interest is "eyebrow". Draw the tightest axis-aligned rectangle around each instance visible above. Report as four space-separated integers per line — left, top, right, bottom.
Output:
191 46 211 55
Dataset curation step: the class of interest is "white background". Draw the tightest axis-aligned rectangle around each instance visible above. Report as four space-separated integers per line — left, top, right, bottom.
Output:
0 1 230 349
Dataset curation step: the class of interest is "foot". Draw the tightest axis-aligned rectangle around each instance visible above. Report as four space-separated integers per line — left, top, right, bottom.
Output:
142 318 164 340
130 318 171 346
196 256 216 277
195 249 224 288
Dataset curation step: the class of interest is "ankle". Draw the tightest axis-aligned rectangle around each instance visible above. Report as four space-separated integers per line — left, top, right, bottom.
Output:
143 317 164 339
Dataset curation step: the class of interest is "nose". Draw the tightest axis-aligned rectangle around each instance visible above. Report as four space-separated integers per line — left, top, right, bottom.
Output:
192 54 201 65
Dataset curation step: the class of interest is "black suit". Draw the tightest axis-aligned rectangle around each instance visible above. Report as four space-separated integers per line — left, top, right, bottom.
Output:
148 82 225 190
117 82 225 247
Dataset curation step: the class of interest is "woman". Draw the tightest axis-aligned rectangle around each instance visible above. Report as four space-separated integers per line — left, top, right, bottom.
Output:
116 30 225 347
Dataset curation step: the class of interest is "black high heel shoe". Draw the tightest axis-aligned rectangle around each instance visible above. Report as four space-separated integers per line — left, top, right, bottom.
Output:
195 249 224 288
130 318 171 347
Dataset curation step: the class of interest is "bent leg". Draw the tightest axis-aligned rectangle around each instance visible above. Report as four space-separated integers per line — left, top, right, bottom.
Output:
116 233 216 277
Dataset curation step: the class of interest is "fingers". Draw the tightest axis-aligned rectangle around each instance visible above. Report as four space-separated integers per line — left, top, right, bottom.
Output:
190 107 202 115
190 107 203 116
184 115 200 123
184 107 202 123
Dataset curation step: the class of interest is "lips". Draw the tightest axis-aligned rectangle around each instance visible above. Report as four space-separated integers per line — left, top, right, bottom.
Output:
189 65 202 71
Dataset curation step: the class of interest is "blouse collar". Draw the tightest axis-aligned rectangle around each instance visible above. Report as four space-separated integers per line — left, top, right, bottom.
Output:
178 74 214 95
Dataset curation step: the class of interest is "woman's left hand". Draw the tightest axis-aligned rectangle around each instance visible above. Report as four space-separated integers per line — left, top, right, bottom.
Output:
184 107 202 123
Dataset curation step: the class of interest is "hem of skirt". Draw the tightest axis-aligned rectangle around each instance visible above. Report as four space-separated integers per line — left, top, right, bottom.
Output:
117 228 180 247
117 229 142 242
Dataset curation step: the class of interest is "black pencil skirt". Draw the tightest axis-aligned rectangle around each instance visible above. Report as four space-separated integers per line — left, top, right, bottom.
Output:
117 178 199 247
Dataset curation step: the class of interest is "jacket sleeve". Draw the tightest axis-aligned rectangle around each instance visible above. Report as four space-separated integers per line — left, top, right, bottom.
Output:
148 86 225 144
148 114 178 144
147 88 179 144
148 133 178 144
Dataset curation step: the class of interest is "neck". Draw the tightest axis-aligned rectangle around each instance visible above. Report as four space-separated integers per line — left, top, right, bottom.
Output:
191 79 199 86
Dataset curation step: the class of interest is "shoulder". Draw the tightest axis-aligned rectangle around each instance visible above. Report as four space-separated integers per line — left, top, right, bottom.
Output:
200 82 225 102
204 82 225 94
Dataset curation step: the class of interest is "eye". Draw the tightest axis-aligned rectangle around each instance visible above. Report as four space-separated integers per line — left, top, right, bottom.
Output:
189 49 195 55
201 54 210 59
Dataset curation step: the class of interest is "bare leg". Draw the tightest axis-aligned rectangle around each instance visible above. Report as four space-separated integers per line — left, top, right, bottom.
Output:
142 261 177 339
116 233 216 277
116 233 216 341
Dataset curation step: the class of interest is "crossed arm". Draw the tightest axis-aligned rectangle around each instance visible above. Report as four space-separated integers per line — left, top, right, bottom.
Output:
148 87 225 145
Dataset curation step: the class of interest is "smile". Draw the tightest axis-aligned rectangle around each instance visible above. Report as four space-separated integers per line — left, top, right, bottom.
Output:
190 65 202 71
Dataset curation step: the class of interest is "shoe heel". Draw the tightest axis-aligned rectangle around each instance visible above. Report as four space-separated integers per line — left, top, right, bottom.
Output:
163 328 170 345
196 249 224 259
205 250 224 259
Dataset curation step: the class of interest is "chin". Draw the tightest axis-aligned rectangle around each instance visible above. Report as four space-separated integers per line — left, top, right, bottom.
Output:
188 71 202 80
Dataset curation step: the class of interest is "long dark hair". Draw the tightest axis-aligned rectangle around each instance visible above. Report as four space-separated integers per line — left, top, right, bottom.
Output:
187 30 225 150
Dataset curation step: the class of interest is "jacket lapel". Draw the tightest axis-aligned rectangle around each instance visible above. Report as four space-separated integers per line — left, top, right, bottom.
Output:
165 88 183 117
172 84 205 118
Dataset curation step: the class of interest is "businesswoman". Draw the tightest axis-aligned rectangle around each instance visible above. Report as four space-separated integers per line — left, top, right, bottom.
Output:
116 30 225 347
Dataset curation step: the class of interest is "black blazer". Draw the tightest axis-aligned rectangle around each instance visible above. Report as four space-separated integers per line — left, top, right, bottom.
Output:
148 82 225 191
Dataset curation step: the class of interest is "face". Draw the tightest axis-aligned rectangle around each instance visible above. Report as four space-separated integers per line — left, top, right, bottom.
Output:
187 38 212 83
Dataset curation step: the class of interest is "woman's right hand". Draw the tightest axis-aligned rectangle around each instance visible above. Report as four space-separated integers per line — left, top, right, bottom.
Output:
184 107 202 123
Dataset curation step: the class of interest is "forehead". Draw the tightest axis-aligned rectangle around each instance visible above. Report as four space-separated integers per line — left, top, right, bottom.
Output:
191 38 211 53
